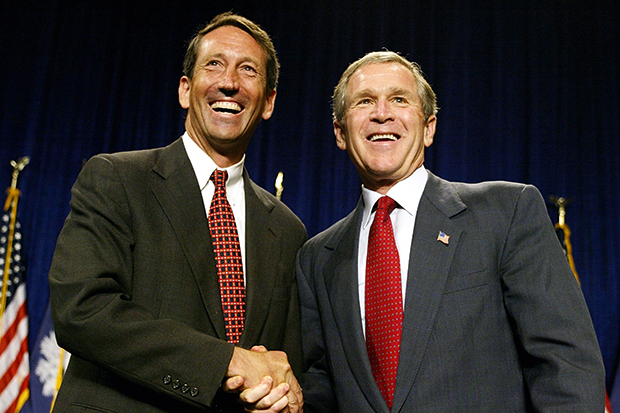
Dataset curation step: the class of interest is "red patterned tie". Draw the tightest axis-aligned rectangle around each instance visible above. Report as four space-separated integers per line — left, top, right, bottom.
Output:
208 169 245 344
366 196 403 409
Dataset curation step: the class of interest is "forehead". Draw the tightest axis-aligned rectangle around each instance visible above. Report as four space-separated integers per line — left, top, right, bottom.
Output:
348 62 417 96
198 25 267 67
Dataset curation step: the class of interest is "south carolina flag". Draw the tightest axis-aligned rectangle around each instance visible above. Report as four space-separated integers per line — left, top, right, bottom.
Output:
20 305 69 413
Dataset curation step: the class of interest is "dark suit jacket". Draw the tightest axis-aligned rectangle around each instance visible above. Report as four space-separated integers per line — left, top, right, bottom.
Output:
49 138 307 412
297 171 605 412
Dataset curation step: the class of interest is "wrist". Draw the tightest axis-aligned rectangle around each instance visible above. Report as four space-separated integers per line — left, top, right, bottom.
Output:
227 346 250 377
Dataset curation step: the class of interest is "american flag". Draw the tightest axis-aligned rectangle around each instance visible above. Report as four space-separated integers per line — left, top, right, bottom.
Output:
0 192 29 413
436 231 450 245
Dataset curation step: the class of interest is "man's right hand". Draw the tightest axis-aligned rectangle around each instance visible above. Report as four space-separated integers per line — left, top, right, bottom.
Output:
224 346 303 413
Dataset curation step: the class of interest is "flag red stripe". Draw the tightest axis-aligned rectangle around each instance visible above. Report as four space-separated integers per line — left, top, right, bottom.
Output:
15 372 30 412
4 397 17 413
0 335 28 391
3 373 28 413
0 301 27 354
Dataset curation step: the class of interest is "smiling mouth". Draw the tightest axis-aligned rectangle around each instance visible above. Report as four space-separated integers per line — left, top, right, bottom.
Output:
368 134 399 142
211 101 243 114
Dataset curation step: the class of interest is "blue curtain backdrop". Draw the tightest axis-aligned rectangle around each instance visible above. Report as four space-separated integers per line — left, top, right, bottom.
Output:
1 0 619 396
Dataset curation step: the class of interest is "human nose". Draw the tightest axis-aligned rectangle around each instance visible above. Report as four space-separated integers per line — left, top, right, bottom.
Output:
371 99 394 123
218 66 240 92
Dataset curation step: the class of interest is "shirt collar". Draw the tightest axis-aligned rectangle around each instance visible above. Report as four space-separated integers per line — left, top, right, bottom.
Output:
182 132 245 199
361 165 428 229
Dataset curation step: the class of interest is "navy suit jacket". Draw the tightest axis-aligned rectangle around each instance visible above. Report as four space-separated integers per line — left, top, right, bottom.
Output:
297 171 604 412
49 138 306 412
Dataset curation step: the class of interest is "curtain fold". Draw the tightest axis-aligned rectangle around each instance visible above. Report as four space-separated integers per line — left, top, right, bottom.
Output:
1 0 618 393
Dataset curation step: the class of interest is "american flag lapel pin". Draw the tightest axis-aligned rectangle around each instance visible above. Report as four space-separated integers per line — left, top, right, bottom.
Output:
437 231 450 245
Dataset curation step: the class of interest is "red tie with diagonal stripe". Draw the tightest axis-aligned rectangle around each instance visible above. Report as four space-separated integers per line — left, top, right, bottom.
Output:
208 169 245 344
366 195 403 410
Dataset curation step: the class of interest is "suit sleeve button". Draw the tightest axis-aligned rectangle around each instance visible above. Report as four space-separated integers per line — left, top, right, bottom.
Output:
172 379 180 389
163 375 172 385
181 384 189 393
190 387 199 397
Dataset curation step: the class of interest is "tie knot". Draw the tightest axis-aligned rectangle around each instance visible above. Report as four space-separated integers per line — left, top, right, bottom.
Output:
376 196 397 214
211 169 228 189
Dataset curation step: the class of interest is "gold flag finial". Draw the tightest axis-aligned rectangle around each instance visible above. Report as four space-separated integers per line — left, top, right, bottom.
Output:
275 172 284 201
549 195 578 283
10 156 30 190
549 195 569 226
5 157 30 212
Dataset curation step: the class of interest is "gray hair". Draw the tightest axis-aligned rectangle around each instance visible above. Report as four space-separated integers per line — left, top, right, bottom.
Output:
332 51 438 123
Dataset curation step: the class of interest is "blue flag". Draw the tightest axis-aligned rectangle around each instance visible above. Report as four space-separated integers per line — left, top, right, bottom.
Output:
20 305 68 413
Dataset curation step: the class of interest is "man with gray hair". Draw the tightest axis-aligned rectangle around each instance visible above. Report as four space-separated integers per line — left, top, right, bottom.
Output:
295 50 605 412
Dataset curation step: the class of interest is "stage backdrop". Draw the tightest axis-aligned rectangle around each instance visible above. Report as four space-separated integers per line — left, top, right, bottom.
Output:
1 0 619 399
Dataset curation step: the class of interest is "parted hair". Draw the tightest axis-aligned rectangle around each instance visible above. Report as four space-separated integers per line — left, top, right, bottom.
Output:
182 12 279 93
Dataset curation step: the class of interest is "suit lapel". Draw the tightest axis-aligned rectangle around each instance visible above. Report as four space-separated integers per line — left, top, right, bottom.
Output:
240 172 280 346
392 172 467 411
324 199 390 412
150 139 227 340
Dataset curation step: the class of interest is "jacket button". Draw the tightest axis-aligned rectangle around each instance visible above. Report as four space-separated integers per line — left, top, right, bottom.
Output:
172 379 180 389
163 375 172 385
190 387 199 397
181 383 189 393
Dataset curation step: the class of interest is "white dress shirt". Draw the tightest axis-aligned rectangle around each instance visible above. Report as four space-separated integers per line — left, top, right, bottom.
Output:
358 166 428 335
182 132 247 278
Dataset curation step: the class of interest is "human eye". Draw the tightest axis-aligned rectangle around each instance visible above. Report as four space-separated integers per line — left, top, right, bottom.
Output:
239 63 260 77
203 59 223 71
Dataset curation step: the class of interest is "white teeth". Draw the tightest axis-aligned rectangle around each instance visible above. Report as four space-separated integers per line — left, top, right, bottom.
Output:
211 101 242 113
369 134 398 142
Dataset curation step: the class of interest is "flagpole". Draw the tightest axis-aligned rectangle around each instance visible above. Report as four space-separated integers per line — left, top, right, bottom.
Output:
0 157 30 330
50 348 66 412
549 195 579 284
551 196 616 412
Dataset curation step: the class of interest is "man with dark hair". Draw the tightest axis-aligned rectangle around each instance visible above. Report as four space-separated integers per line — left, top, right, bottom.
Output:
182 12 280 93
295 50 605 412
49 12 304 413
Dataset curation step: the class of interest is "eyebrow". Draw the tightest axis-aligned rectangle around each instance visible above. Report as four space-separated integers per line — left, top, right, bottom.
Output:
201 52 263 69
351 86 416 100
